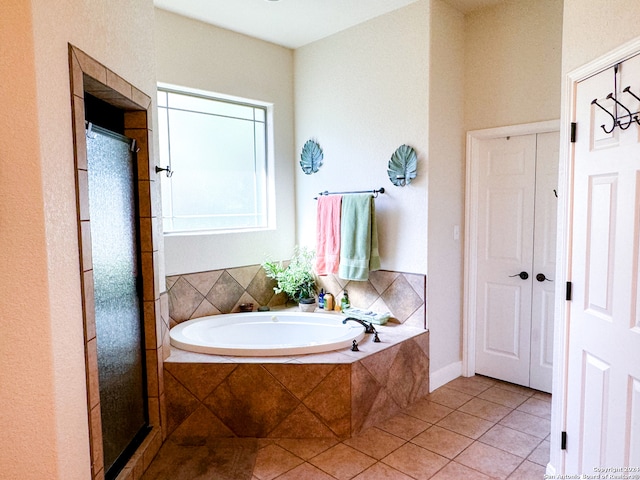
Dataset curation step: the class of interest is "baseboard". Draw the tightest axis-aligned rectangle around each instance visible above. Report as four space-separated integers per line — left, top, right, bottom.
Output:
429 361 463 392
546 462 556 476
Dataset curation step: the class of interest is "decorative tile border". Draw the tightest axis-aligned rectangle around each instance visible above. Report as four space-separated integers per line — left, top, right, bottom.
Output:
167 268 426 328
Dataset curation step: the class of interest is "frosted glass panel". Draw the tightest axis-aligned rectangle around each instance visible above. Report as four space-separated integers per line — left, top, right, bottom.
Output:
168 91 254 119
157 87 269 232
87 126 146 475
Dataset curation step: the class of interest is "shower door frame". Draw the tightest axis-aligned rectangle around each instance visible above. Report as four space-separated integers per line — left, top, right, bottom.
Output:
69 45 165 480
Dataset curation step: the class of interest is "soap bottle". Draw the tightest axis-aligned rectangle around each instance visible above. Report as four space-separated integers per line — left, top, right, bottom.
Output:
324 293 334 310
318 289 325 309
340 290 350 311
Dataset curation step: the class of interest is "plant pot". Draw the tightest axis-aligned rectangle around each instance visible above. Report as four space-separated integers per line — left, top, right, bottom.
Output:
298 298 317 312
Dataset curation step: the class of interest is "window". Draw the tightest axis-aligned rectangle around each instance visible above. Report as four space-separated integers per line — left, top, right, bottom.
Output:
157 86 270 233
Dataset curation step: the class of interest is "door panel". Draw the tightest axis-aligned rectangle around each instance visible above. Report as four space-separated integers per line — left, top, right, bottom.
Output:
530 131 559 392
629 377 640 465
475 135 536 387
586 175 617 318
484 283 522 357
566 52 640 473
580 353 610 472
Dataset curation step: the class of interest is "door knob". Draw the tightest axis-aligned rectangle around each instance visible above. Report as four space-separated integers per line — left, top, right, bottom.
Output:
536 273 553 282
509 271 529 280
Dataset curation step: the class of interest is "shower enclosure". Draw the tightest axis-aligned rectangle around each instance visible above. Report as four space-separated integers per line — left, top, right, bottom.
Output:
86 124 149 478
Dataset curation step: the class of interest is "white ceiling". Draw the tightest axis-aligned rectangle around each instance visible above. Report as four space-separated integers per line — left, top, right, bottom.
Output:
153 0 504 49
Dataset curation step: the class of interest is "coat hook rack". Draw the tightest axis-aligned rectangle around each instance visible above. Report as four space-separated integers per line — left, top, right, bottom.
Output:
591 64 640 133
623 86 640 125
606 92 633 130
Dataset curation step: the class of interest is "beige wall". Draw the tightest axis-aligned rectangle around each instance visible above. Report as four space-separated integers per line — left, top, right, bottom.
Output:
562 0 640 75
428 0 466 376
155 9 296 275
0 0 157 478
464 0 563 131
294 0 430 275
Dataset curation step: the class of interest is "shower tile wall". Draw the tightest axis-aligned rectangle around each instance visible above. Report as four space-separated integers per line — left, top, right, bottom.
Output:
166 267 426 328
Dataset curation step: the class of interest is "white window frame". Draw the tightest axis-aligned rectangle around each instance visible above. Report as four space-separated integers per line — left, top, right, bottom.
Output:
157 83 274 235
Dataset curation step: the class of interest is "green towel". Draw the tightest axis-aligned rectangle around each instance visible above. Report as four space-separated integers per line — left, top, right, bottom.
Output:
338 194 380 280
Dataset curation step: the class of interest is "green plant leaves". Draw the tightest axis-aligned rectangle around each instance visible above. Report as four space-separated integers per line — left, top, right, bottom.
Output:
387 144 417 186
262 246 316 302
300 139 323 175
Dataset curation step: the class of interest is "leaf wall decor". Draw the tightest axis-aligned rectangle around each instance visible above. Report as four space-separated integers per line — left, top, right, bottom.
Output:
387 144 417 186
300 139 323 175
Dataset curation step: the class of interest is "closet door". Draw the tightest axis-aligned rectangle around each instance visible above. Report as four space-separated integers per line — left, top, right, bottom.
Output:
530 131 559 393
473 131 558 392
474 134 537 387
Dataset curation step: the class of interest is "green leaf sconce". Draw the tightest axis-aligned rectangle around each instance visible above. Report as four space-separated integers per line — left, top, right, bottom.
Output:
387 144 417 186
300 139 323 175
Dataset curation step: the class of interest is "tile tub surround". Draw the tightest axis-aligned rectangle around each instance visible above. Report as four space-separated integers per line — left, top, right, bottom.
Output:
164 322 429 440
167 267 426 328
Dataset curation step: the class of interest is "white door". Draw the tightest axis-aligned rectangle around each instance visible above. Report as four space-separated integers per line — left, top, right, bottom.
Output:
474 132 558 392
565 54 640 473
530 131 559 392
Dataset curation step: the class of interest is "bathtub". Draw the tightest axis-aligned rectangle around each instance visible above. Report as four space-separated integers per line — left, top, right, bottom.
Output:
169 311 366 356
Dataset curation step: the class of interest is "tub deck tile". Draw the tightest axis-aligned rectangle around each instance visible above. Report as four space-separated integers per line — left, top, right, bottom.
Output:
164 324 429 439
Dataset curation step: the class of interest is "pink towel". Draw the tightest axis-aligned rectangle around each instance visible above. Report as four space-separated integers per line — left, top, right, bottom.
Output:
315 195 342 275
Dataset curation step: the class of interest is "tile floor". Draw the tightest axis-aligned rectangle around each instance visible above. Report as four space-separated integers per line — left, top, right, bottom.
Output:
250 375 550 480
145 375 551 480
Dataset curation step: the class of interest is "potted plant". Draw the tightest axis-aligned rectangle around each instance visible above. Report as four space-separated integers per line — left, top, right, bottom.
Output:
262 246 317 311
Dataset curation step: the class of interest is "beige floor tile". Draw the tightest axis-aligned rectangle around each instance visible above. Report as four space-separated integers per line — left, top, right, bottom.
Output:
274 438 339 461
309 443 376 480
478 385 530 408
507 460 546 479
499 410 551 439
527 439 550 466
517 397 552 419
457 397 512 423
411 425 473 459
436 411 493 439
479 424 542 458
493 381 536 396
429 461 492 480
533 391 552 402
377 413 430 440
352 462 415 480
274 462 336 480
403 398 453 424
444 376 493 396
472 375 498 386
343 427 406 459
253 444 304 480
381 443 449 480
427 386 474 409
455 442 523 478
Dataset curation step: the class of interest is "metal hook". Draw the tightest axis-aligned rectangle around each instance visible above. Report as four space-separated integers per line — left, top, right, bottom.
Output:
155 165 173 178
591 98 617 134
606 92 633 129
623 86 640 125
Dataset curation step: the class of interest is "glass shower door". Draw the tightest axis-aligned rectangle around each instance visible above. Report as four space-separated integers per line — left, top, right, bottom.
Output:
86 125 148 478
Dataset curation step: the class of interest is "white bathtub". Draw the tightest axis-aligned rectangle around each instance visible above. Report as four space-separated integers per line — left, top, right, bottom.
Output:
169 311 366 356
